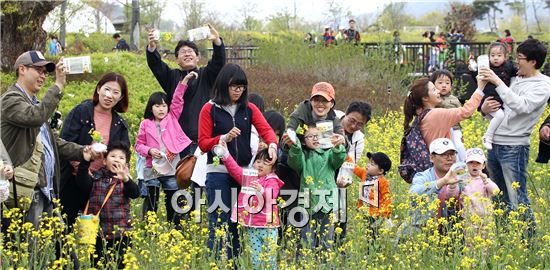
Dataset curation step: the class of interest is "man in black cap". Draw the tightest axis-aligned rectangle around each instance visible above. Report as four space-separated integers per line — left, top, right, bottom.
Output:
1 51 87 228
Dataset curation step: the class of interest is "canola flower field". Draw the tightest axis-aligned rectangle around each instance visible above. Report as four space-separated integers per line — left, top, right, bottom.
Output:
0 108 549 270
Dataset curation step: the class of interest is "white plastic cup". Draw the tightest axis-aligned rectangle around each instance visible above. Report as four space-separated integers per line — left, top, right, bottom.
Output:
212 145 226 157
477 54 489 70
450 162 469 182
152 30 161 41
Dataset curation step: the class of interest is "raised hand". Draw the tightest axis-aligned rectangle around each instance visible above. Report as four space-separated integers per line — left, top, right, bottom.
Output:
207 23 222 46
113 162 129 182
182 71 198 85
330 134 345 147
147 30 157 50
3 165 13 180
55 57 66 89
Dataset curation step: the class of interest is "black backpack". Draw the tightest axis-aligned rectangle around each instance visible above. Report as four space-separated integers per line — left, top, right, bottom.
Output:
398 109 432 183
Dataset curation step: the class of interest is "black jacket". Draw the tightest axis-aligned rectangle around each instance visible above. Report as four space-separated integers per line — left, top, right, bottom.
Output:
146 41 226 141
59 99 130 226
470 60 518 106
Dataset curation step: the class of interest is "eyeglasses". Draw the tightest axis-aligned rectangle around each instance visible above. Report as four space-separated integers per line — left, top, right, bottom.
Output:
178 49 196 55
25 65 47 76
304 134 320 140
347 116 366 129
229 85 246 92
515 56 528 62
435 152 456 159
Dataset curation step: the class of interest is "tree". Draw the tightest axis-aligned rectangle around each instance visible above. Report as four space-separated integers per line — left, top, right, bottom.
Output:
472 0 501 32
354 13 372 32
377 2 412 31
0 1 62 72
46 0 87 46
141 0 166 29
413 11 446 29
181 0 205 30
506 0 526 16
506 0 528 32
530 0 544 32
82 0 116 33
444 2 476 40
239 1 262 31
266 9 293 32
324 0 349 28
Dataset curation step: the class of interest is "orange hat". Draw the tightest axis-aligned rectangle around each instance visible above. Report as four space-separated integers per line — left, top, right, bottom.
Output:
310 82 335 102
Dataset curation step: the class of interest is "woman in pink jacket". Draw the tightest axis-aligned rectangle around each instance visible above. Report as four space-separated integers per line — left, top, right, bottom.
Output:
135 72 196 224
219 142 283 270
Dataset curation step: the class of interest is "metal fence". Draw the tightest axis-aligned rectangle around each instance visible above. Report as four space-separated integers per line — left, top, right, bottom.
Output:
205 42 518 77
206 46 258 67
362 42 518 78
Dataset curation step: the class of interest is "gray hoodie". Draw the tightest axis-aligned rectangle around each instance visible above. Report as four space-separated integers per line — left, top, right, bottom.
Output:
493 73 550 145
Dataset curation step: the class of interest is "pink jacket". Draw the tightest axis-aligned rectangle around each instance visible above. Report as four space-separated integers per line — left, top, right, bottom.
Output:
135 83 192 167
440 176 499 218
222 153 284 228
462 177 499 217
419 91 483 147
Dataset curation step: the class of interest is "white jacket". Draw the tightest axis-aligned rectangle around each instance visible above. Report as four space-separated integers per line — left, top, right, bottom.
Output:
494 73 550 145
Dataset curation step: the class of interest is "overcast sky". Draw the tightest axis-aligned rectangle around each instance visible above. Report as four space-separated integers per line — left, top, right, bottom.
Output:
45 0 408 33
45 0 493 33
162 0 392 25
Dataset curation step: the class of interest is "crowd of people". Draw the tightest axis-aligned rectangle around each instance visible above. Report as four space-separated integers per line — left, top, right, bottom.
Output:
421 28 516 73
0 23 549 269
305 19 362 47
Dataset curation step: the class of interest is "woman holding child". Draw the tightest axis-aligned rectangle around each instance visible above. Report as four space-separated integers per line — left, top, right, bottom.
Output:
59 72 130 228
403 75 486 147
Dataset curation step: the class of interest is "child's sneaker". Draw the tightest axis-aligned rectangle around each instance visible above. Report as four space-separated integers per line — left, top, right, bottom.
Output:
482 136 492 150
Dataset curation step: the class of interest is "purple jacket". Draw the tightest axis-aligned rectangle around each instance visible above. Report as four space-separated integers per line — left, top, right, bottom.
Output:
136 83 192 167
222 153 283 228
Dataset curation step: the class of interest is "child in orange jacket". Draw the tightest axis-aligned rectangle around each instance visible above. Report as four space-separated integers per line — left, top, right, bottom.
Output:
353 152 392 240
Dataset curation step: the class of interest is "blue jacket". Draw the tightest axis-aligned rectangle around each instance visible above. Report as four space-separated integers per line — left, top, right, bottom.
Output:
409 167 440 225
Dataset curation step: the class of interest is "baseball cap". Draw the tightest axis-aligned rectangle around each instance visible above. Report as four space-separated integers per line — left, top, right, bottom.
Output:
367 152 392 174
310 82 335 102
429 138 456 154
465 148 485 163
14 51 55 73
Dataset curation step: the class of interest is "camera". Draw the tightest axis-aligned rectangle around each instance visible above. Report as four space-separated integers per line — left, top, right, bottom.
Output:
50 111 62 130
